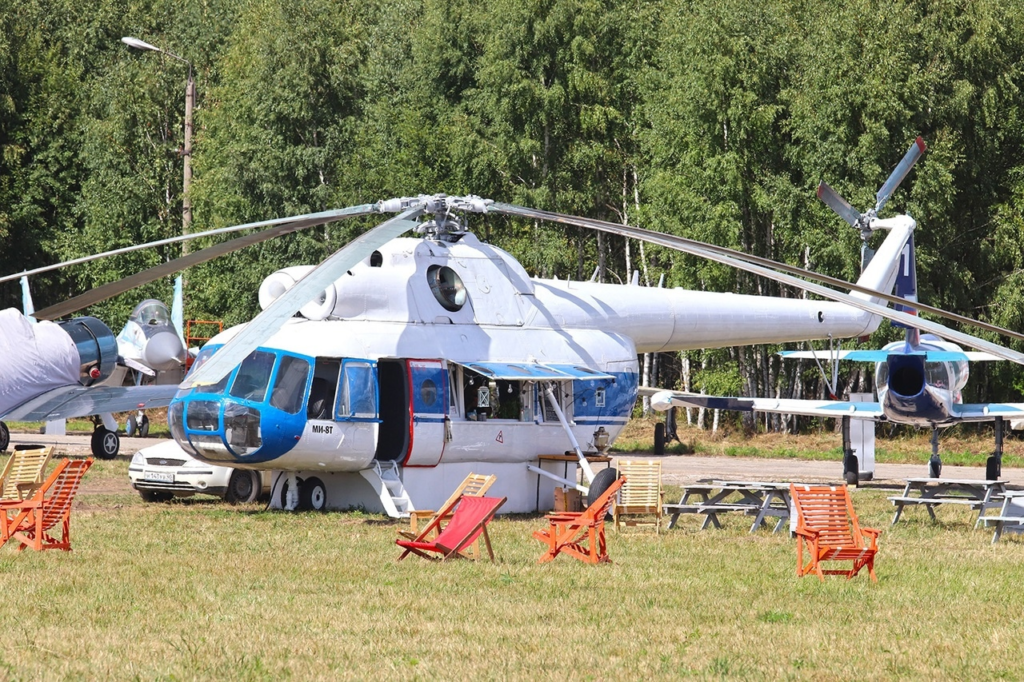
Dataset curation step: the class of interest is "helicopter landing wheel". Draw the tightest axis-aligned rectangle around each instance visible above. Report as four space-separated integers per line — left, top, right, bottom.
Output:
300 477 327 511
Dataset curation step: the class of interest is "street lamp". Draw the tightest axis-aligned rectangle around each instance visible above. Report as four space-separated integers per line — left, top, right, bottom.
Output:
121 37 195 254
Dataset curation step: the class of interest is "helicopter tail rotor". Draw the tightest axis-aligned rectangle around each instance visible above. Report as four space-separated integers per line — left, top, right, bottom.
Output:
818 136 927 270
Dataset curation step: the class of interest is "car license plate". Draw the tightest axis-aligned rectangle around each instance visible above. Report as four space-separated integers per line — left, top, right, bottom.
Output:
144 471 174 483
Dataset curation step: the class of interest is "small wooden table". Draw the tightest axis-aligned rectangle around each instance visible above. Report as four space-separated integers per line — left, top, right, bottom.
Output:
978 490 1024 543
888 478 1006 527
533 454 612 510
664 480 792 533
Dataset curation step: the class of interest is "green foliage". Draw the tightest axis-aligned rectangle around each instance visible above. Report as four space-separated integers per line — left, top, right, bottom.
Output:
5 0 1024 413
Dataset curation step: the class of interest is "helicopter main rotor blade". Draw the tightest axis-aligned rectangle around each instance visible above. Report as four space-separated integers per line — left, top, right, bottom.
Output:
181 206 425 389
491 203 1024 345
816 182 862 227
1 207 373 286
875 136 926 214
489 203 1024 364
32 204 380 321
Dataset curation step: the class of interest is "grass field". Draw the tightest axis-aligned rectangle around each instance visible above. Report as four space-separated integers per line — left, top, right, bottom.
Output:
614 416 1024 469
2 454 1024 679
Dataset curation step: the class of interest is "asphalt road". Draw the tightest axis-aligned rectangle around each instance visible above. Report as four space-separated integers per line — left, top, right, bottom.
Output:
9 433 1024 487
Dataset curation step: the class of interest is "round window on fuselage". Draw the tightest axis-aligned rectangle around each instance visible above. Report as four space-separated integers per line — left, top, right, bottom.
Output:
427 265 467 312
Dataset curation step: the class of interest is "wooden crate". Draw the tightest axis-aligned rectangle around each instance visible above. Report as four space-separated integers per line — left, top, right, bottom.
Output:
554 487 583 512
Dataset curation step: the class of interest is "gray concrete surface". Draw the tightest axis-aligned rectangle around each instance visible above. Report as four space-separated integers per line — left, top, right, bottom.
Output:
8 433 1021 488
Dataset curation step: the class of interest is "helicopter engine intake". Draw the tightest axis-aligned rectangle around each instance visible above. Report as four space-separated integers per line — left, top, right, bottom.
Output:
57 316 118 386
258 266 337 321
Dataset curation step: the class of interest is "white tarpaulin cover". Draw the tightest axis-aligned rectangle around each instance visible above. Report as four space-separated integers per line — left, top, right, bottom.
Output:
0 308 80 417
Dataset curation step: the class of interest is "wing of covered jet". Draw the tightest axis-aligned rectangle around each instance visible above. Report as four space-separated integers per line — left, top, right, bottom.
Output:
1 384 179 422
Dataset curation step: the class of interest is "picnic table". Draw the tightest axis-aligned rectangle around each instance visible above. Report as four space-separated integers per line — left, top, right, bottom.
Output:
888 477 1006 527
664 480 792 533
978 490 1024 543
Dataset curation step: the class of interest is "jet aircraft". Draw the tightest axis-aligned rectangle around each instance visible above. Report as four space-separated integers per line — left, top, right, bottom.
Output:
648 142 1024 484
1 275 188 455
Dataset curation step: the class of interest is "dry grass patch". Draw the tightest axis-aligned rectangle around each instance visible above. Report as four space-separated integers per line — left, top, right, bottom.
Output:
0 462 1020 679
615 416 1024 468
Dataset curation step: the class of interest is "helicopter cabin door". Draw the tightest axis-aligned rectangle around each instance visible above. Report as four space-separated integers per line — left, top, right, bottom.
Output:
403 359 448 467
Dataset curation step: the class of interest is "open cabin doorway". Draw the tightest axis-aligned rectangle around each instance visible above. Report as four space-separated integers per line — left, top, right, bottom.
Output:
374 359 409 462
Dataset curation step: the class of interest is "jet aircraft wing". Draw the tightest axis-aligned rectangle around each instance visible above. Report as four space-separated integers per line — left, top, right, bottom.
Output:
779 349 978 363
1 384 179 422
950 403 1024 423
642 388 885 420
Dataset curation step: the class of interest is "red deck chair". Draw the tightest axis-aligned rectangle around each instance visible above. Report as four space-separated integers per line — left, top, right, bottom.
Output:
0 458 93 552
396 495 506 561
534 476 626 564
791 483 880 582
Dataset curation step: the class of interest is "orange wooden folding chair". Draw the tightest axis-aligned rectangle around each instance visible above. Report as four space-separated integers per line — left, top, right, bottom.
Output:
790 484 880 582
0 458 93 552
534 476 625 564
396 495 506 562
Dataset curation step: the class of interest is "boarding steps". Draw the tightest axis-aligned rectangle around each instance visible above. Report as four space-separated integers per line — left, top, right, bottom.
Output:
359 461 414 519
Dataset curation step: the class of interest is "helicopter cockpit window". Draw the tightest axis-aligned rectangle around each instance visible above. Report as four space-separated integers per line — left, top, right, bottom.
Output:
130 299 171 326
229 350 275 403
925 362 951 389
337 361 377 419
427 265 467 312
270 355 310 414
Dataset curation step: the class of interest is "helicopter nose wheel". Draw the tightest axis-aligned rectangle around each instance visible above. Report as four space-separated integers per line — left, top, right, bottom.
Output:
300 477 327 511
0 421 9 453
91 426 120 460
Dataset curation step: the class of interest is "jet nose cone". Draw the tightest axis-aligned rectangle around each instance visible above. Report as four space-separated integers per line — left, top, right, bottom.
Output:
143 331 186 370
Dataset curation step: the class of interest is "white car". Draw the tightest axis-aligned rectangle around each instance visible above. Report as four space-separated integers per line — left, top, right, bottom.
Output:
128 440 268 504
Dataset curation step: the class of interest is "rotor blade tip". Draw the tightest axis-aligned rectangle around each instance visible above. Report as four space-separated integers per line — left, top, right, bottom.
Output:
915 137 926 153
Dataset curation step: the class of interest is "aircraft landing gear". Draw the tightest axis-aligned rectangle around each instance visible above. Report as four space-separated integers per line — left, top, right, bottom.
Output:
125 413 150 438
280 473 300 511
91 426 120 460
928 428 942 479
299 477 327 511
0 421 8 453
842 416 858 487
986 417 1004 481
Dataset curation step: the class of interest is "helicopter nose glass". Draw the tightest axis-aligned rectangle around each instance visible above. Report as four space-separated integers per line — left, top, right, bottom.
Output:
224 402 262 455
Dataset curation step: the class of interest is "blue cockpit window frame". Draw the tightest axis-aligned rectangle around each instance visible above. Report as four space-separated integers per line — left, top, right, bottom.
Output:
335 359 379 422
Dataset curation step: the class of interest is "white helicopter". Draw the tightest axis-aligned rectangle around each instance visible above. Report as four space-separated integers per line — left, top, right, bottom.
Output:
649 140 1024 484
6 141 1024 513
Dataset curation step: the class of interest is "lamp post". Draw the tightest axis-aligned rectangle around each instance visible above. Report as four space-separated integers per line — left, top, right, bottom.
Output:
121 37 194 255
